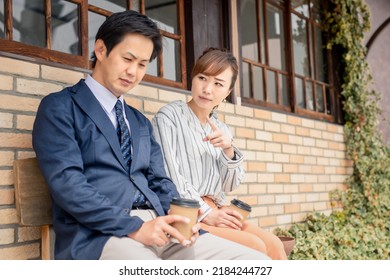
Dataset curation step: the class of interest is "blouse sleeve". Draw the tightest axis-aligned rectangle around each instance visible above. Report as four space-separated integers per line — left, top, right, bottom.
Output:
217 123 245 194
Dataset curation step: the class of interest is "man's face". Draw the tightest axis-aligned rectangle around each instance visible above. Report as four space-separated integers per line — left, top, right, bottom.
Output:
93 33 154 97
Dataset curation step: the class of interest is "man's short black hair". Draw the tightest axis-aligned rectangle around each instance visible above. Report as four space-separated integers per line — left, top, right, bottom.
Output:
91 10 162 68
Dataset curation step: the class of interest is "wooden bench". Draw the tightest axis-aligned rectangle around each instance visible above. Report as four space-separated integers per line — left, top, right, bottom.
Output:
13 157 55 260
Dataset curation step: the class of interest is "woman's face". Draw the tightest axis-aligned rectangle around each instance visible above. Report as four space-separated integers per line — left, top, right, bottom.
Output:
190 67 233 113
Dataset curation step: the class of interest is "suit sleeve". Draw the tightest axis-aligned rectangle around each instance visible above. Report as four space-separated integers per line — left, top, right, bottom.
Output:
144 119 180 213
32 93 144 237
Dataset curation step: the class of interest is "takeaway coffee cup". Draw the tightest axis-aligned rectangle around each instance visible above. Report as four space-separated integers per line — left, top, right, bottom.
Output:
169 197 200 242
229 199 252 220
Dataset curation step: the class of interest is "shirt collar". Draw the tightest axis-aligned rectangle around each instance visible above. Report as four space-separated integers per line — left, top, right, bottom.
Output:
85 75 123 114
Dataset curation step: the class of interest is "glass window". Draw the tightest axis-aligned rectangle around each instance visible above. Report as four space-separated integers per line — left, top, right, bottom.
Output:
292 13 309 76
305 80 314 111
144 0 181 82
240 0 288 109
280 74 289 106
239 0 337 120
146 0 178 34
293 0 309 17
266 70 277 104
315 25 328 82
316 83 324 112
88 12 106 59
0 3 4 38
240 0 259 62
166 39 182 82
312 0 322 23
253 66 264 101
13 0 46 48
52 1 80 55
326 87 332 115
0 0 187 89
295 77 304 108
88 0 127 12
242 62 251 99
267 3 286 70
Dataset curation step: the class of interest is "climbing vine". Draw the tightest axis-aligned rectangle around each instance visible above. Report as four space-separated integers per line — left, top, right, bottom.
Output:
275 0 389 259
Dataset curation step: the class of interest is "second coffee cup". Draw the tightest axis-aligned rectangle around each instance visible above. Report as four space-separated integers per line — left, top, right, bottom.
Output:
229 198 252 221
169 197 200 242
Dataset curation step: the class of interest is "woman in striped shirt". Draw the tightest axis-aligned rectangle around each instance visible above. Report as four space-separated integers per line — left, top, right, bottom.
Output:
152 48 286 260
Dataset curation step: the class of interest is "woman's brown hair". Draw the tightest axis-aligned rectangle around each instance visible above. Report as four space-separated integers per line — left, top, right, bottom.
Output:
191 47 238 91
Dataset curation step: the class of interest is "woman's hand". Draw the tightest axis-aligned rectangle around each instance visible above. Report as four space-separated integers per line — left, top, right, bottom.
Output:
202 207 243 230
203 117 234 159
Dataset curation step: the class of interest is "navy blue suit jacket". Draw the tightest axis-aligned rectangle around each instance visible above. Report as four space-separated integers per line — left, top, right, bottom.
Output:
32 79 179 259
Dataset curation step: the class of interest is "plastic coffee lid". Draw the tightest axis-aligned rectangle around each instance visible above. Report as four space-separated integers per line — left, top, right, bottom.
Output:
231 199 252 212
171 197 200 208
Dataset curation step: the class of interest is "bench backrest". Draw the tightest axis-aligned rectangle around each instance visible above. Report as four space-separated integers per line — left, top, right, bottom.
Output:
13 157 53 226
13 157 55 259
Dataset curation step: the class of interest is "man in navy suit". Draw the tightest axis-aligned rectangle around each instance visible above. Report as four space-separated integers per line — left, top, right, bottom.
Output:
32 10 269 260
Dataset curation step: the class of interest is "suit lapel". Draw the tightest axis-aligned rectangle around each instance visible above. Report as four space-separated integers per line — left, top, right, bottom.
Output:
70 81 128 170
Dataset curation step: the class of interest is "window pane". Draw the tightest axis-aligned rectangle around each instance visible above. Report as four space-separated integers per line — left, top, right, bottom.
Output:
292 14 309 76
0 3 4 38
88 0 127 12
266 4 286 70
146 56 158 78
240 0 259 62
162 37 181 82
311 0 322 23
259 0 266 64
52 1 80 55
253 66 264 101
316 84 324 112
315 25 328 82
88 12 107 59
305 80 314 110
292 0 310 17
146 0 177 34
268 0 284 6
13 0 45 48
280 74 289 106
326 87 332 115
309 24 314 79
242 62 251 98
295 77 304 108
131 0 141 12
266 70 277 104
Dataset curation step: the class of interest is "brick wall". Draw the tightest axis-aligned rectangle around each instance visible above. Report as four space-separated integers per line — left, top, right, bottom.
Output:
0 55 353 259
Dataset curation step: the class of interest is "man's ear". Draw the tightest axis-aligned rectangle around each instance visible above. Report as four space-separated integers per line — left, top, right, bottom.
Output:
94 39 107 61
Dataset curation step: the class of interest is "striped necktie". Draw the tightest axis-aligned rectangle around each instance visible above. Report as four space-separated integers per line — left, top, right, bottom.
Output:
115 100 132 168
114 100 146 207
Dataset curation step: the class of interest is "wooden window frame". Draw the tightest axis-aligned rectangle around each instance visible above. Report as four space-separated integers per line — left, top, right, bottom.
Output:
0 0 187 89
238 0 341 123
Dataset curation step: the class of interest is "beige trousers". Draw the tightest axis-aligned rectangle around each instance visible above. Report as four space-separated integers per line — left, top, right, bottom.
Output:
99 209 270 260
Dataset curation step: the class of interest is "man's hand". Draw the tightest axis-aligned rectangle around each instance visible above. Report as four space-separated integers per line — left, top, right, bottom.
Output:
202 207 243 229
128 215 200 247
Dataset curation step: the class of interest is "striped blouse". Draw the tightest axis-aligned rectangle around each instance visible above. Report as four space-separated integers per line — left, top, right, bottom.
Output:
151 100 245 220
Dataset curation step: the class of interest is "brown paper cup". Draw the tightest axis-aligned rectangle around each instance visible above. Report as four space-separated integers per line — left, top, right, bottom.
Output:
169 197 200 242
228 199 252 221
